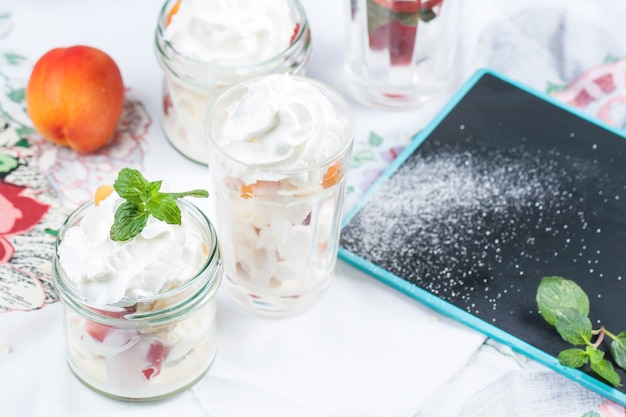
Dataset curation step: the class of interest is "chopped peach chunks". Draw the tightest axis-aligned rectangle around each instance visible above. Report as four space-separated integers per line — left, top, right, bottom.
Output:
322 161 343 188
94 184 114 206
166 0 181 27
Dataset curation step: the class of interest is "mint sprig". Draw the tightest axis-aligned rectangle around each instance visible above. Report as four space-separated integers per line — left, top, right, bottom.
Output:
110 168 208 241
536 276 626 387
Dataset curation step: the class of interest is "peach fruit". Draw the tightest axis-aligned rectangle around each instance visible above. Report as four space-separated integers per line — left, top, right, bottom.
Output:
25 45 125 153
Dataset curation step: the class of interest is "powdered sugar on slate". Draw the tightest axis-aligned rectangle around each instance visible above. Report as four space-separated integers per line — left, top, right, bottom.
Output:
339 137 606 319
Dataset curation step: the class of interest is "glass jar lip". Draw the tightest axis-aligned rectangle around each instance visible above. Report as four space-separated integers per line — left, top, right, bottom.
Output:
155 0 311 71
53 198 222 317
205 74 356 176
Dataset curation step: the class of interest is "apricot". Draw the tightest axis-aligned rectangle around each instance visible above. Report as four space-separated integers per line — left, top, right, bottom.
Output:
25 45 125 153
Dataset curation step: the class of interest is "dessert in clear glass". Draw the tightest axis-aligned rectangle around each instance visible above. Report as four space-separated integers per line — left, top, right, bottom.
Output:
206 74 355 316
344 0 460 108
155 0 312 164
52 173 222 401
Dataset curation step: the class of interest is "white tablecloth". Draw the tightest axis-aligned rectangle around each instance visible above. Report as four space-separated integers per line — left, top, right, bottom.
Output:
1 0 625 416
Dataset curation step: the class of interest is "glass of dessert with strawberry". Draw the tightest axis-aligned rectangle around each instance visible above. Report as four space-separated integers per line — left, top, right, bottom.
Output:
345 0 460 108
52 168 223 401
206 74 355 316
155 0 312 165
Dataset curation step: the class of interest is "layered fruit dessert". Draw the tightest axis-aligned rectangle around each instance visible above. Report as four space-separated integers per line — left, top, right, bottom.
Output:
53 168 222 401
155 0 311 164
206 74 355 315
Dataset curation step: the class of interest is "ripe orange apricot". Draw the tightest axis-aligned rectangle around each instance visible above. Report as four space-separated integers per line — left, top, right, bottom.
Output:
25 45 125 153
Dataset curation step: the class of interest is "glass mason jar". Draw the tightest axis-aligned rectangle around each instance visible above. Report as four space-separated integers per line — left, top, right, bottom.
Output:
206 75 356 317
154 0 312 165
52 200 223 402
344 0 461 108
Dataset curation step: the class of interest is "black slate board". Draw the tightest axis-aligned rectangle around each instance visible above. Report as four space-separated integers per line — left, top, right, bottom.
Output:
338 69 626 405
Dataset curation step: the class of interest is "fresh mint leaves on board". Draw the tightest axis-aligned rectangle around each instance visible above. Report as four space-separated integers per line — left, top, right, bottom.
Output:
536 276 626 387
110 168 208 241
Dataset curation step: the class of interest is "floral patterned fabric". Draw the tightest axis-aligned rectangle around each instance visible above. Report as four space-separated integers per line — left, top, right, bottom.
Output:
0 50 151 312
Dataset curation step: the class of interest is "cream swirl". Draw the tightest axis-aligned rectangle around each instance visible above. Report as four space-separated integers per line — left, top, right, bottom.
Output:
216 74 345 172
58 192 206 305
164 0 295 65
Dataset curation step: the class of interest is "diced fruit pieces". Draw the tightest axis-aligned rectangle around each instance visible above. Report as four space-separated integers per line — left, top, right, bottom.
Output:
239 180 280 199
322 161 343 188
82 308 127 341
94 184 114 206
290 23 301 44
142 342 167 380
389 21 417 65
241 183 255 199
84 320 113 342
166 0 181 27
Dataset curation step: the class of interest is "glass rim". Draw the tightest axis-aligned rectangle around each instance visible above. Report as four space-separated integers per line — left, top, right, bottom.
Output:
53 198 222 321
155 0 311 72
205 74 356 176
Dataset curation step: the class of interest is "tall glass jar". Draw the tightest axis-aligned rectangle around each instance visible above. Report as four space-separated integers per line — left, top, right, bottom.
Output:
344 0 461 108
52 200 223 402
154 0 312 165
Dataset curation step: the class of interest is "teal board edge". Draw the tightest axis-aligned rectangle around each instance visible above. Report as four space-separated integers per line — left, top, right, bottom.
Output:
338 68 626 406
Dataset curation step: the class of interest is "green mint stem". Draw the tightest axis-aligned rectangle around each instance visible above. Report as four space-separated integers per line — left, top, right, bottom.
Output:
592 327 606 349
109 168 209 241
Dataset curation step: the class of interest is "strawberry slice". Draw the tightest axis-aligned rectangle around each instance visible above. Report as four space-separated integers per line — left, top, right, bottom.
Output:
163 92 173 116
84 320 113 342
141 342 168 380
389 20 417 65
290 23 301 45
82 307 133 342
369 0 421 14
368 21 391 51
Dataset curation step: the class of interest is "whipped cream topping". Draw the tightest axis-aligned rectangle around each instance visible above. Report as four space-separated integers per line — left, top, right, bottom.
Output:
164 0 296 66
216 75 345 174
58 192 206 305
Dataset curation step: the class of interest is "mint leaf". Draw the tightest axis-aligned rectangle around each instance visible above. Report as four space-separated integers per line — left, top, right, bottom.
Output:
586 346 605 365
146 194 181 224
114 168 150 203
536 276 590 326
109 168 209 241
558 348 588 368
610 331 626 370
590 358 622 387
110 201 149 241
536 276 626 388
555 308 592 345
146 180 162 197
